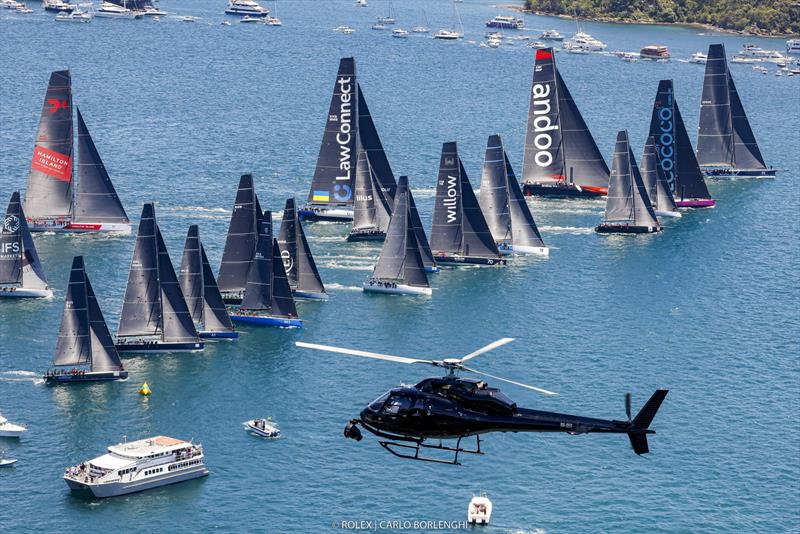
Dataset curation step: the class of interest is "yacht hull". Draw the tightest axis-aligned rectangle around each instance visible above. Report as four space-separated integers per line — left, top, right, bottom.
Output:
703 168 777 178
0 286 53 298
424 266 440 273
27 219 132 234
293 290 329 300
675 199 716 208
346 230 386 242
230 314 302 327
433 254 506 267
44 370 128 383
114 341 204 353
199 331 239 339
498 243 550 256
363 280 432 296
523 182 607 198
297 205 353 222
65 465 208 498
595 224 662 234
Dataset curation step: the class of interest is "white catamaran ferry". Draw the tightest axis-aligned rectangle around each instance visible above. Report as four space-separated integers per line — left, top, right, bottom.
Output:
64 436 208 498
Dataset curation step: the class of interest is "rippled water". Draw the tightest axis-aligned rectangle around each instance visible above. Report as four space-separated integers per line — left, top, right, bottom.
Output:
1 1 798 532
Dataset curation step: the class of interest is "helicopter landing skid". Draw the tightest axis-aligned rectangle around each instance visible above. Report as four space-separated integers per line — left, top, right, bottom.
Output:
379 435 483 466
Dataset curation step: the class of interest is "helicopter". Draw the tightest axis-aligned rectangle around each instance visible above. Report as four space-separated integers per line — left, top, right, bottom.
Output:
296 338 668 465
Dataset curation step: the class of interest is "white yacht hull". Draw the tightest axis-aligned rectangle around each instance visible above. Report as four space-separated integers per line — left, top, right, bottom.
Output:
363 281 432 296
0 426 27 438
65 465 208 498
0 286 53 298
28 220 132 234
656 210 682 218
498 243 549 256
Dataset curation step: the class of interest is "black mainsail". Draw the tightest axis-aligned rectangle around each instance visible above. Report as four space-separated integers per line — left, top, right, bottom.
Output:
505 151 547 252
522 48 609 197
480 135 512 244
218 174 260 298
368 176 429 290
306 57 358 208
648 80 715 206
277 198 326 298
357 84 397 202
598 131 660 232
200 243 236 334
179 225 204 326
53 256 124 372
118 203 199 345
73 108 129 225
24 70 74 220
431 142 502 264
407 187 437 272
1 192 49 292
697 43 770 175
641 136 678 215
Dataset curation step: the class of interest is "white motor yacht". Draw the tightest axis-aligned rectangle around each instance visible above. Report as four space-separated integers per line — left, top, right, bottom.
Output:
564 31 606 51
787 39 800 55
0 416 27 438
434 29 462 40
243 419 281 438
43 0 75 12
539 29 564 41
688 52 708 64
64 436 208 498
391 28 408 38
56 9 92 21
95 1 137 18
225 0 268 16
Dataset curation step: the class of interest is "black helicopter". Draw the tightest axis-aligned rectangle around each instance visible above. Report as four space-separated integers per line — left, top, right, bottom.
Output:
296 338 668 465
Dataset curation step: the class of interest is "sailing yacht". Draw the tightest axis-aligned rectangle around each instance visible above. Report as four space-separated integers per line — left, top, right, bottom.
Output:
0 192 52 299
348 141 392 241
24 71 131 233
229 214 302 328
697 44 776 178
179 226 238 339
596 131 661 234
364 176 431 296
434 0 463 40
430 142 505 267
408 185 438 273
521 49 610 198
300 58 398 223
218 174 264 305
640 137 681 219
648 79 716 208
115 203 203 353
44 256 128 383
277 199 327 300
479 135 548 256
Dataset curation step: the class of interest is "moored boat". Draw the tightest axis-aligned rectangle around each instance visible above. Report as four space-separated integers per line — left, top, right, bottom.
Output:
648 79 716 208
44 256 128 383
0 415 27 437
179 226 238 340
479 135 548 256
521 49 610 198
697 44 777 178
115 203 204 353
640 45 670 60
596 131 661 234
364 176 431 296
430 142 505 267
225 0 268 16
277 199 328 300
485 15 523 29
64 436 208 498
539 29 563 41
0 192 52 299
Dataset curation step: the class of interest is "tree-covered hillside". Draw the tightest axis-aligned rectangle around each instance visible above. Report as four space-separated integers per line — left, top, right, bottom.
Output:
524 0 800 35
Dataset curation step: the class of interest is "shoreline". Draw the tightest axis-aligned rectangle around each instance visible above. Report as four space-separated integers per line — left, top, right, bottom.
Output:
504 6 799 39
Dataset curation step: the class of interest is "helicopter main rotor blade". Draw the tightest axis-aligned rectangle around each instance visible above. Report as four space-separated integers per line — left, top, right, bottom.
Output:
458 337 515 363
296 342 432 365
461 365 558 396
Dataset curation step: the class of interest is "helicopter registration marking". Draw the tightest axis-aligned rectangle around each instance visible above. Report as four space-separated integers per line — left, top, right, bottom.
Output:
560 422 573 429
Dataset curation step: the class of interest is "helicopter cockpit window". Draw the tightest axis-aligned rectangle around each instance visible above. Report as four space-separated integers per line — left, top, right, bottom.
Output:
368 392 391 411
383 396 414 415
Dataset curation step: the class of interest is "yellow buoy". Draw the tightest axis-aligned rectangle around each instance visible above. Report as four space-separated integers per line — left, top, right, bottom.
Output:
138 382 151 396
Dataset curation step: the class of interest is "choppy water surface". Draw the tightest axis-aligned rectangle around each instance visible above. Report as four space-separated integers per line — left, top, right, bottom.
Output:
1 1 798 532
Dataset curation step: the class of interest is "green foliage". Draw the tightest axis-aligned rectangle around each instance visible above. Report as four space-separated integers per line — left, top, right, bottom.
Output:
524 0 800 35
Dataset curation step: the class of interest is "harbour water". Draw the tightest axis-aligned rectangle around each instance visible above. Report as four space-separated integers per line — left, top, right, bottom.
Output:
1 1 798 532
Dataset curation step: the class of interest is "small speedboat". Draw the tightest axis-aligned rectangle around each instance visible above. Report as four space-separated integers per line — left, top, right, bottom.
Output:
0 416 26 438
391 28 408 38
0 457 18 468
240 15 261 22
244 418 281 438
467 494 492 525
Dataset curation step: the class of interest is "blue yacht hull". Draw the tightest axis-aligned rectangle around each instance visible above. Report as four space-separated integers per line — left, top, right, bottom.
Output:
115 341 204 353
44 370 128 383
230 315 302 328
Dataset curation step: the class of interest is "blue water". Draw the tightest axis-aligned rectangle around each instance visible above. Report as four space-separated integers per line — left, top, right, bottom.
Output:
1 1 799 532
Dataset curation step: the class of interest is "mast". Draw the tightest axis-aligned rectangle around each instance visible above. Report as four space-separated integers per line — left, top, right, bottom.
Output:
200 244 235 333
179 225 204 326
118 203 161 338
73 108 129 224
307 58 358 207
370 176 429 288
522 48 609 189
24 70 74 220
218 174 259 294
649 80 711 200
504 152 546 249
480 134 512 243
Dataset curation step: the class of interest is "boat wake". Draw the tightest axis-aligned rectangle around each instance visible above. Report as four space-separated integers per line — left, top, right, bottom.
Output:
539 225 595 234
307 236 347 243
321 260 374 271
0 370 40 383
326 283 362 291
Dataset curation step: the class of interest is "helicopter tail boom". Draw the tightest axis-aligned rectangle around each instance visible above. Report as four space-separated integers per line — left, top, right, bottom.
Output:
627 389 669 455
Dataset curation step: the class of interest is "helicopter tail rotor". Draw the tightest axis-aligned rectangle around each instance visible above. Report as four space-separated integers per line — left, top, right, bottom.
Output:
625 392 632 422
626 389 669 455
